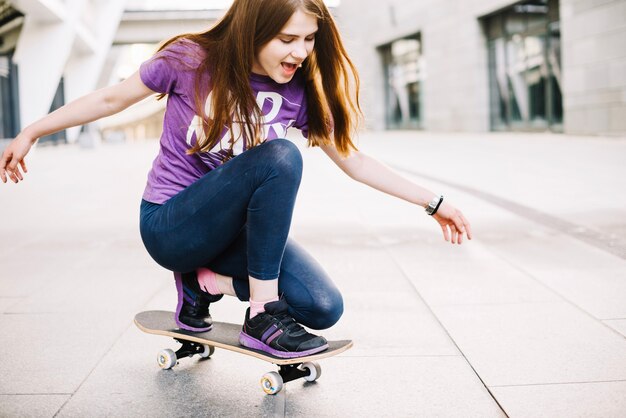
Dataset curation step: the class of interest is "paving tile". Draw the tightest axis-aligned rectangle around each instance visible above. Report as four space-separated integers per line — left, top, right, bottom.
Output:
0 230 120 298
285 356 505 418
0 298 21 313
488 234 626 319
486 227 624 272
388 241 559 306
521 267 626 320
295 239 418 294
0 311 132 394
359 133 626 226
433 301 626 386
8 263 166 314
324 290 460 357
491 381 626 418
57 323 284 417
604 319 626 338
0 394 69 418
0 251 88 298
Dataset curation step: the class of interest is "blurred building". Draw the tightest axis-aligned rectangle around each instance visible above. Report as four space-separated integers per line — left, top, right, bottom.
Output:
0 0 343 145
336 0 626 136
0 0 223 144
0 0 128 144
1 0 623 143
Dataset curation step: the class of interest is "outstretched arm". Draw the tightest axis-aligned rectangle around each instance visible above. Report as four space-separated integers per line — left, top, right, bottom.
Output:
321 143 473 244
0 71 155 184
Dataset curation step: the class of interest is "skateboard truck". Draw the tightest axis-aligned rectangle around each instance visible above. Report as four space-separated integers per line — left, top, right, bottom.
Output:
173 338 213 359
156 339 214 369
260 362 322 395
278 363 316 383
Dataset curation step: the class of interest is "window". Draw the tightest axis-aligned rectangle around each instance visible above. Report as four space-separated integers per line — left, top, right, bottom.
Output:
380 34 423 129
484 0 562 132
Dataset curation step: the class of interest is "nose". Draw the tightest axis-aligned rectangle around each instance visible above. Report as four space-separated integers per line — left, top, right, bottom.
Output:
291 41 308 60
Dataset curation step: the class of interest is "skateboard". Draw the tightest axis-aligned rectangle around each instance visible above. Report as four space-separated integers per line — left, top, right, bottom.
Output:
134 310 353 395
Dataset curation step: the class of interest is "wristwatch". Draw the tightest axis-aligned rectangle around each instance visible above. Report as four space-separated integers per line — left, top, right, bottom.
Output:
425 195 443 216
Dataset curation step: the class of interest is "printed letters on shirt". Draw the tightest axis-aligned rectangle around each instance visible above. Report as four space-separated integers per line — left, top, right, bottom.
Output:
186 91 297 159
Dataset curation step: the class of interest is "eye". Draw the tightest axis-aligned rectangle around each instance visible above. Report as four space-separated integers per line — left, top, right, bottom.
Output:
280 38 293 44
305 36 315 42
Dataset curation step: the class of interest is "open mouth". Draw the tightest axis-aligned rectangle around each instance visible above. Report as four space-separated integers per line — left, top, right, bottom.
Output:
281 62 298 73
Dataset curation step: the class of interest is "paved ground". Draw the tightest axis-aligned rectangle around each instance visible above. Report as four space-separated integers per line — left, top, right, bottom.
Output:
0 131 625 417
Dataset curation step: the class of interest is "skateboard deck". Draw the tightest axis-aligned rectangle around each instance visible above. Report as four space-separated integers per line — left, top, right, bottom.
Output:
134 310 352 394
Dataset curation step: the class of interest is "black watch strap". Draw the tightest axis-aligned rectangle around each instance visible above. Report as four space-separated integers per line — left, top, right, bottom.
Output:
425 195 443 216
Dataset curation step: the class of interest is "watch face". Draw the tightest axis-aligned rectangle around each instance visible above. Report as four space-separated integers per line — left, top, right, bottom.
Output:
426 196 441 215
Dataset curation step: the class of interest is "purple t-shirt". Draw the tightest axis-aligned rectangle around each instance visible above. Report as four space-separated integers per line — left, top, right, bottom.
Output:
139 39 309 204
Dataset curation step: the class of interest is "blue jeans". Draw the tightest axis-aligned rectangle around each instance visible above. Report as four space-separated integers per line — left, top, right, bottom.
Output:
139 139 343 330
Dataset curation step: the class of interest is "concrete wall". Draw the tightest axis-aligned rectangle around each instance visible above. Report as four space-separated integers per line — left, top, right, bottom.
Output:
560 0 626 136
336 0 626 136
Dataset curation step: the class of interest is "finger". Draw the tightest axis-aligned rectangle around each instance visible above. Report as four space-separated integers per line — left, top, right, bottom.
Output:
7 158 19 172
457 214 471 240
462 216 473 240
11 162 23 181
448 224 455 244
451 228 458 245
4 158 17 183
6 165 16 182
452 214 466 235
0 153 8 183
458 230 464 245
8 169 18 183
19 159 28 174
441 224 450 242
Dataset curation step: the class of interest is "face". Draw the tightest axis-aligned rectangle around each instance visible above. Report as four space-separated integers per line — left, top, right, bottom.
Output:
252 9 318 83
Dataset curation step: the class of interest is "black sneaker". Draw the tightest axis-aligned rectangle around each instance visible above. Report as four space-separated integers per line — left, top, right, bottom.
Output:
174 271 223 332
239 299 329 358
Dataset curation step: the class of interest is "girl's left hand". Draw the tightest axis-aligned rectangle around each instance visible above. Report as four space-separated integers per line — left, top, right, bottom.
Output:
432 202 473 245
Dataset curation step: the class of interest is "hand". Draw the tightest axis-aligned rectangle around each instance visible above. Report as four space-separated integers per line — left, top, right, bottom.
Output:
432 201 473 245
0 134 35 184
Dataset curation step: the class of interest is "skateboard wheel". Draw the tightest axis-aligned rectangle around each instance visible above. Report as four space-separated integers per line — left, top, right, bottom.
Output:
260 371 284 395
301 362 322 382
199 345 215 358
157 349 177 370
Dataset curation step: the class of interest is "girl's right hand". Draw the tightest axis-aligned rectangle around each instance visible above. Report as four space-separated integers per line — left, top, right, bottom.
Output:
0 134 36 184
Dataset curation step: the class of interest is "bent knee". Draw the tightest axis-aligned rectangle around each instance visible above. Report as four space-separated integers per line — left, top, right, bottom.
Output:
307 292 344 330
264 139 303 175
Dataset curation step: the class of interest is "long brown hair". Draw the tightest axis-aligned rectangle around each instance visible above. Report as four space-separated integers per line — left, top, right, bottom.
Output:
157 0 361 157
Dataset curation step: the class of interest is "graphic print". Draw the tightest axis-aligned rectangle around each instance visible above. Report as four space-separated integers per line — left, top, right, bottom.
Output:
186 91 298 167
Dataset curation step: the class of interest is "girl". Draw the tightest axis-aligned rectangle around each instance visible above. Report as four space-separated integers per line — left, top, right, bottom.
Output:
0 0 472 359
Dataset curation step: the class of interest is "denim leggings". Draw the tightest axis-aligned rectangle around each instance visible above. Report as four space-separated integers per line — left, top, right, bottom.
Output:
139 139 343 330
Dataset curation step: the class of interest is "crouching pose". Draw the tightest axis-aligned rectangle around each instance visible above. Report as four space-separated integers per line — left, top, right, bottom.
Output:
0 0 472 358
